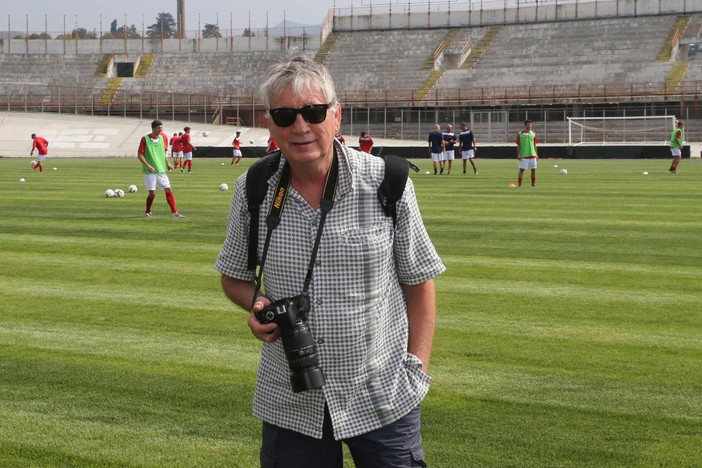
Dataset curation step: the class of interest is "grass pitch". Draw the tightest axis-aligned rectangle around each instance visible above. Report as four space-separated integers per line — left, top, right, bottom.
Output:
1 157 701 466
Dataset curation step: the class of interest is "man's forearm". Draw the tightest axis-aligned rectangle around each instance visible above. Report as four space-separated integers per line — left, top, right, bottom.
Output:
402 279 437 373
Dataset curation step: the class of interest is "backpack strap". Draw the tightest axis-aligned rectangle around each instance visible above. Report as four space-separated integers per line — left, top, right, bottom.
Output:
246 150 282 270
377 154 410 227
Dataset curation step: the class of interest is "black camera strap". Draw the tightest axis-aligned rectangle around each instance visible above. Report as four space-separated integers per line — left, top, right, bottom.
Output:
252 151 339 309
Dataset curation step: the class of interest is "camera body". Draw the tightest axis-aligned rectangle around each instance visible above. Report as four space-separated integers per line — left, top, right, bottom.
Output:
255 294 325 393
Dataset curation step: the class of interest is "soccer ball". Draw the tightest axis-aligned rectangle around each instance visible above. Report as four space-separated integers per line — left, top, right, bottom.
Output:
114 189 125 198
642 171 649 175
424 171 430 174
554 164 558 168
30 160 37 168
19 178 25 182
560 169 568 175
219 183 229 191
105 189 115 198
249 140 254 144
128 184 138 193
53 167 57 171
221 162 225 166
202 131 209 137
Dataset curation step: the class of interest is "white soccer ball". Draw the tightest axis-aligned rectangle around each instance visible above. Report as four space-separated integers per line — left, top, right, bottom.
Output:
642 171 649 175
221 162 225 166
19 178 25 182
105 189 115 198
30 160 37 168
554 164 558 168
219 183 229 191
202 131 209 137
114 189 125 198
424 171 430 174
128 184 138 193
560 169 568 175
53 167 58 171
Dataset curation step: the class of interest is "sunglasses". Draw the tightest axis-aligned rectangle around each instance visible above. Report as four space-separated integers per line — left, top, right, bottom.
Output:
268 102 333 127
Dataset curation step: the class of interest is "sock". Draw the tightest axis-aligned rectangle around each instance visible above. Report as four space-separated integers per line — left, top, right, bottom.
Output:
146 195 155 213
187 161 192 171
165 191 177 213
532 176 536 185
38 162 43 173
518 177 523 186
670 164 677 170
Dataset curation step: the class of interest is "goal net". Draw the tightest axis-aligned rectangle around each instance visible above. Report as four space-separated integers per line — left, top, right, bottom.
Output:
567 116 677 146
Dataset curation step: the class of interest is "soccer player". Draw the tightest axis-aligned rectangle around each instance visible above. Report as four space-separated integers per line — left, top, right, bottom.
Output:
669 120 684 174
30 133 49 173
442 124 456 175
428 124 445 175
459 122 478 175
170 133 179 169
180 127 196 173
516 119 538 188
232 131 243 165
266 136 279 152
335 132 345 144
137 120 184 218
173 132 184 169
359 131 374 154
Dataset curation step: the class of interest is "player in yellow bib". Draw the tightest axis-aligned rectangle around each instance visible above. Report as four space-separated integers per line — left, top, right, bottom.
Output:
137 120 185 218
516 120 538 188
669 120 684 174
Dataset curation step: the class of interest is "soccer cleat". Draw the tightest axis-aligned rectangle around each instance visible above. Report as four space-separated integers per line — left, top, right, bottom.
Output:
172 211 185 218
181 168 184 172
669 169 677 174
145 212 152 218
474 170 479 175
532 184 537 188
517 184 522 188
462 171 466 175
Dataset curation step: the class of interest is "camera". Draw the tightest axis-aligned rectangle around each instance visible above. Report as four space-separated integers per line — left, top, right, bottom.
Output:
255 294 325 393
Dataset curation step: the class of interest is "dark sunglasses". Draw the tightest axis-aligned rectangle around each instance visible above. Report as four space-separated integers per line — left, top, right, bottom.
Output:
268 102 333 127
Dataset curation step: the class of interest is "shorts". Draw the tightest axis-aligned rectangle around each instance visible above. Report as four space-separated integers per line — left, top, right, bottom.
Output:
462 150 475 159
175 151 183 159
431 152 443 162
183 152 193 161
670 148 681 157
143 173 171 191
37 154 47 162
443 150 455 161
233 149 242 157
519 158 538 170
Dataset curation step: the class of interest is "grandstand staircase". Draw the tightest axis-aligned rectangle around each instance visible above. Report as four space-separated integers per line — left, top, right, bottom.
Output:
462 26 501 69
99 78 123 106
664 61 691 94
314 32 341 64
134 53 155 78
656 15 691 62
95 54 113 78
415 30 461 100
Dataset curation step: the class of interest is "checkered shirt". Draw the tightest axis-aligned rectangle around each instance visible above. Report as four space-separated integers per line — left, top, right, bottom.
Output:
215 142 445 440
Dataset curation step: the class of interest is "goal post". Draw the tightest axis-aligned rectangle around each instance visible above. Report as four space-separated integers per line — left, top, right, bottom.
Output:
567 115 677 146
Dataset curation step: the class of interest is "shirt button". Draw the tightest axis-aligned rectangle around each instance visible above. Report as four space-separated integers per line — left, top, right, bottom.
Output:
316 299 323 305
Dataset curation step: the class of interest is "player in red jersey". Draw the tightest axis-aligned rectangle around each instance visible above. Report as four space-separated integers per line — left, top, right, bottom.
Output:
170 133 179 169
180 127 196 173
173 132 184 168
266 136 279 152
232 131 243 165
335 132 345 144
359 131 374 154
30 133 49 173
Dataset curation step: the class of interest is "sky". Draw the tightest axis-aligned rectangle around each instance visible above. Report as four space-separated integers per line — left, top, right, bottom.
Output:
3 0 371 34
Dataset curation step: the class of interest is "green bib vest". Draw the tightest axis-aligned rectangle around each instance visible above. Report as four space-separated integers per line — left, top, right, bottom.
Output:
670 128 683 149
142 134 168 174
518 130 537 158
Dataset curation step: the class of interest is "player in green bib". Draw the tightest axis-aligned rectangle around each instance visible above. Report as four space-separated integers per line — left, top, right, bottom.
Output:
516 120 539 187
669 121 684 174
137 120 185 218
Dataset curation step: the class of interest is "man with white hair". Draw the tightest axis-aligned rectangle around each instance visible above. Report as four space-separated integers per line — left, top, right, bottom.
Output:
216 55 444 467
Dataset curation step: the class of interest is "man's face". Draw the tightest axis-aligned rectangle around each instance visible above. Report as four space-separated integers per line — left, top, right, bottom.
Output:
446 125 453 132
267 86 341 167
460 124 467 131
151 125 163 136
525 122 532 131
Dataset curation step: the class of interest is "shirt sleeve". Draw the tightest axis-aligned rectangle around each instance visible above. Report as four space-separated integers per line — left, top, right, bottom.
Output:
137 137 146 154
215 173 258 282
162 133 169 149
393 178 445 285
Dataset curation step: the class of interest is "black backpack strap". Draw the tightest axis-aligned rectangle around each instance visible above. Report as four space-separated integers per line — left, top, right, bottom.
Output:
377 154 410 227
246 150 282 270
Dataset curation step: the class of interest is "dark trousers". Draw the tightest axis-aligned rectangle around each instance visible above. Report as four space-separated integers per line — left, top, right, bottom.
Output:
260 405 427 467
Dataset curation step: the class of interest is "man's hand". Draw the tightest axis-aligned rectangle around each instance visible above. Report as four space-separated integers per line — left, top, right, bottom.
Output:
248 296 280 342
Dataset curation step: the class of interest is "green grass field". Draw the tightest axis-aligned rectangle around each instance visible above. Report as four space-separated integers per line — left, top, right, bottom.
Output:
1 156 701 467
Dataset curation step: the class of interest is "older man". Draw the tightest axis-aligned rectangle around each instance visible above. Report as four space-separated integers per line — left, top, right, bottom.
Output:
216 56 444 467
